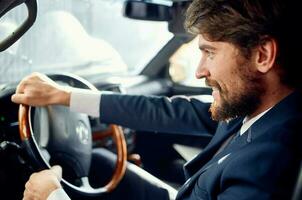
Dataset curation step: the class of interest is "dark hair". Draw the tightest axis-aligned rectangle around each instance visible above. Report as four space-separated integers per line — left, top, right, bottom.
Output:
185 0 301 89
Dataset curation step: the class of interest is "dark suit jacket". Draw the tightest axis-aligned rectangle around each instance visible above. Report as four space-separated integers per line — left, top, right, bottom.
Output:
100 92 301 200
177 91 302 200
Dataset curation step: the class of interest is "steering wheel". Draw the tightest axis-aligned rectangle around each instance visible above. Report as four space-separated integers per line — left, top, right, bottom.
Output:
18 73 127 195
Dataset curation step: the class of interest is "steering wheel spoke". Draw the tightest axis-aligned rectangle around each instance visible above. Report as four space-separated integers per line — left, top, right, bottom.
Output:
39 147 51 163
80 177 94 191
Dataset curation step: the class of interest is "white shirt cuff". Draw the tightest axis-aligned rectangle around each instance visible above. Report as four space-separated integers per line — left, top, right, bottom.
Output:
70 88 101 117
47 188 71 200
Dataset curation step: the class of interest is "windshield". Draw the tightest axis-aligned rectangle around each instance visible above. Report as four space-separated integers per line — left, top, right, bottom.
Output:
0 0 173 84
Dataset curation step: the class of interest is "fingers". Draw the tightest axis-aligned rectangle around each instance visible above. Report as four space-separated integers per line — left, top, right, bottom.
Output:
11 75 33 104
23 168 63 200
17 72 48 90
11 72 54 106
15 80 26 94
23 187 36 200
50 165 62 181
11 93 29 104
23 176 38 200
11 72 72 106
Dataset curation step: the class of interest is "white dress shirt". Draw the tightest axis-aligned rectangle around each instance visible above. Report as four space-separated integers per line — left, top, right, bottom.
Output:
69 88 102 117
47 188 71 200
240 108 271 136
47 89 272 200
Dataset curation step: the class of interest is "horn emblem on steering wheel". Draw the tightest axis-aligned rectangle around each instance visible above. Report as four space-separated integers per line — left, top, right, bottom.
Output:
76 120 90 144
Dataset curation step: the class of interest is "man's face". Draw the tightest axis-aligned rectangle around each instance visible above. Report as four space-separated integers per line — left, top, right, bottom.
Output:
196 35 264 121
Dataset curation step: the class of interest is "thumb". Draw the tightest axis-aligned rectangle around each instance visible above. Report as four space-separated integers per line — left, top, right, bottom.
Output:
50 165 62 181
11 94 23 104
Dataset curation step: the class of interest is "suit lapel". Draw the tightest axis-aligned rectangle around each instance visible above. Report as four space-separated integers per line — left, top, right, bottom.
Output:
178 118 243 198
183 117 243 178
177 125 252 199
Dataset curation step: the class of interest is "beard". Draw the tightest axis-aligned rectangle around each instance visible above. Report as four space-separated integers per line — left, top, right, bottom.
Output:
208 63 264 121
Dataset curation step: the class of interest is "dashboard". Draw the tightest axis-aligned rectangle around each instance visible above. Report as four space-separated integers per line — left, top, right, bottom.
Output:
0 84 20 144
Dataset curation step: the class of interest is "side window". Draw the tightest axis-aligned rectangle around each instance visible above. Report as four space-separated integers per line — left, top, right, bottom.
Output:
169 37 207 87
0 0 173 84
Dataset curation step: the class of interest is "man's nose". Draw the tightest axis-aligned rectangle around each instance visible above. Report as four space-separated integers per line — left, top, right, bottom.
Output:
195 63 210 79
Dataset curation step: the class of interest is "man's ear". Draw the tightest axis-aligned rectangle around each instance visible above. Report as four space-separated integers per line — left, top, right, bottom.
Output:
254 37 278 73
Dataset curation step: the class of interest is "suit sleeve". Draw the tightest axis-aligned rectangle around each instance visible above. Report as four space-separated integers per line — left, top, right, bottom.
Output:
99 93 217 136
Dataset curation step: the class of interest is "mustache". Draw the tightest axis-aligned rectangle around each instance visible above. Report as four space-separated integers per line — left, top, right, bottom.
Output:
205 79 222 92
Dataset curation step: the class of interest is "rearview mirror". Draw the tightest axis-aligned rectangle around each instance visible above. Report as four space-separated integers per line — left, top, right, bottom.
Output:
0 0 37 51
123 0 172 21
123 0 193 37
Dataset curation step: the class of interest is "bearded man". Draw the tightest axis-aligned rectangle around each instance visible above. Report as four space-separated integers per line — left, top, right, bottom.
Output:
12 0 301 199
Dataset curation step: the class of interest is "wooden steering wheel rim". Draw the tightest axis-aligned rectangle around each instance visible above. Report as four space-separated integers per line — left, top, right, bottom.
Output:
18 74 127 194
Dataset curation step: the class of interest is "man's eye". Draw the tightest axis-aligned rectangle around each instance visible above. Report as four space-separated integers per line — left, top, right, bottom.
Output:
205 50 215 60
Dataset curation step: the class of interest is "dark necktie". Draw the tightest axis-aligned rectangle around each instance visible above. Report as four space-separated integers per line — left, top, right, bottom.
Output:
214 130 241 157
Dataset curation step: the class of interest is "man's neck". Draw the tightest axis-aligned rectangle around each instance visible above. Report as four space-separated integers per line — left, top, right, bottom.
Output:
247 86 294 120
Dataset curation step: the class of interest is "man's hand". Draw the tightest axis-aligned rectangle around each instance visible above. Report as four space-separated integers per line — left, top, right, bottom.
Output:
11 72 71 106
23 165 63 200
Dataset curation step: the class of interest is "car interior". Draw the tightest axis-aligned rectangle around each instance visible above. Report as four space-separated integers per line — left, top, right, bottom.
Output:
0 0 301 199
